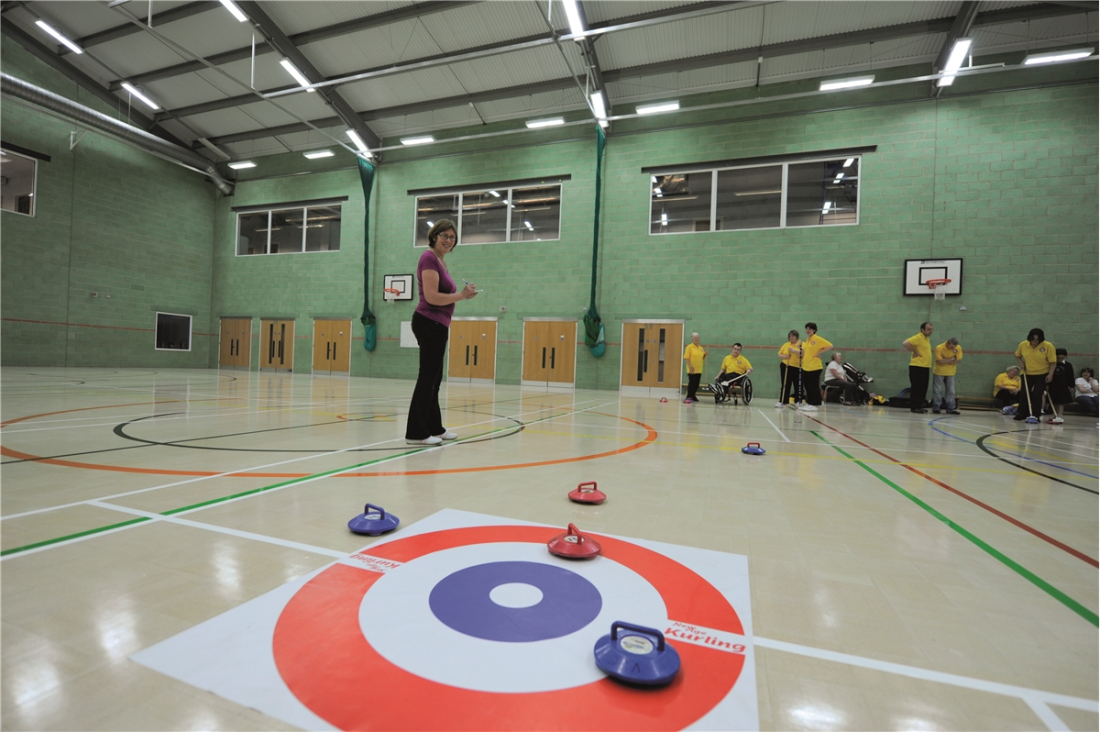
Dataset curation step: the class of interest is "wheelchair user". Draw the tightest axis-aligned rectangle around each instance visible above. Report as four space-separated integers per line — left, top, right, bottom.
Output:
714 343 753 397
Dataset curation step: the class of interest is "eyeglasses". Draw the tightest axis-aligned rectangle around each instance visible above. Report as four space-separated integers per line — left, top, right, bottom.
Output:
437 233 457 242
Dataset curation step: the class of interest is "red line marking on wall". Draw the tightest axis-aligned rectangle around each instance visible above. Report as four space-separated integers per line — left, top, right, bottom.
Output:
806 415 1099 568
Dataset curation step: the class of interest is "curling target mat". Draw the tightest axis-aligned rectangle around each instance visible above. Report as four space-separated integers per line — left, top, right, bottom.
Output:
130 509 758 731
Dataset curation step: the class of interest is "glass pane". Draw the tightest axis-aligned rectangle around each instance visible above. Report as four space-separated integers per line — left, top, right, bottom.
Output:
716 166 782 230
651 172 712 234
786 158 859 227
460 191 507 244
270 208 305 253
305 205 341 252
508 185 560 242
416 195 459 247
155 313 191 350
237 212 269 255
1 149 36 216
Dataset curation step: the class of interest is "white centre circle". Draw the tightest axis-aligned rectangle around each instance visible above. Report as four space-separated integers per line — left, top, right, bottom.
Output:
488 582 544 608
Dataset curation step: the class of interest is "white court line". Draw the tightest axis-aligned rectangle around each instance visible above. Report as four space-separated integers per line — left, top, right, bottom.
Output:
756 409 791 442
1025 699 1072 732
86 501 347 558
754 636 1099 715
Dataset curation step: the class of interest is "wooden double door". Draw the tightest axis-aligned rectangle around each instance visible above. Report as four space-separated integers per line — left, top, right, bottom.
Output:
312 319 351 375
219 318 252 369
522 320 576 387
620 320 684 397
260 319 294 371
448 319 497 383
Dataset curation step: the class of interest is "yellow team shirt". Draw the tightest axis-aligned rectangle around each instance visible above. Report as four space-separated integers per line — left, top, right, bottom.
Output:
905 333 932 368
993 372 1021 397
721 354 752 375
801 335 833 371
683 343 706 373
932 342 963 377
1015 340 1056 375
778 342 802 368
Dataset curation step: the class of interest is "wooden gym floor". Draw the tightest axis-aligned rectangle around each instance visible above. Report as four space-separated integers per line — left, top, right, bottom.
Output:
1 367 1096 731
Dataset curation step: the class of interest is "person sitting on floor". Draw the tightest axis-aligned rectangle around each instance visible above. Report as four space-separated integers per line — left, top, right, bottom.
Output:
823 352 861 404
993 366 1022 414
1075 367 1098 417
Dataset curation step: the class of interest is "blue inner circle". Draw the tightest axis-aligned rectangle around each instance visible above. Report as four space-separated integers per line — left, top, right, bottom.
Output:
428 561 602 642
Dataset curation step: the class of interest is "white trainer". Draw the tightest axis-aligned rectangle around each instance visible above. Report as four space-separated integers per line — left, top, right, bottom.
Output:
801 404 819 412
437 430 459 440
406 436 443 446
775 401 786 407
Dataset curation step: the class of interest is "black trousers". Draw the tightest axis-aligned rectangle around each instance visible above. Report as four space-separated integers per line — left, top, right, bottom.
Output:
994 389 1017 409
779 363 801 404
1017 373 1048 418
405 312 449 440
803 369 822 405
909 365 930 409
686 372 701 400
824 378 860 403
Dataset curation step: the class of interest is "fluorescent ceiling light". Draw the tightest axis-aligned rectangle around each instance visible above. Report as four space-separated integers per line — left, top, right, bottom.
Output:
401 135 435 146
303 150 334 159
279 59 314 92
733 189 782 196
653 188 663 197
1023 47 1094 65
835 173 844 181
660 212 668 224
121 82 159 110
488 190 500 197
637 101 679 115
821 201 832 214
426 220 434 227
590 91 609 128
524 220 534 230
561 0 585 36
228 161 256 169
843 158 855 168
526 116 565 129
218 0 248 22
819 75 874 91
35 20 83 54
346 130 372 158
938 37 972 87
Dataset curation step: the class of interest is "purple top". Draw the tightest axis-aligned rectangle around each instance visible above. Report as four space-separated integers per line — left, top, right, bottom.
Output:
415 248 456 327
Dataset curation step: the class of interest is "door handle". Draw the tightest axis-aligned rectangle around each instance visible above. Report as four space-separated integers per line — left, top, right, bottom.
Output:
473 345 478 366
542 347 546 369
327 343 331 359
465 345 470 366
332 343 337 361
643 351 649 372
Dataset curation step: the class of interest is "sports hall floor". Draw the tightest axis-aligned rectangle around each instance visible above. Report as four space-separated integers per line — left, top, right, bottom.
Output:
1 367 1096 731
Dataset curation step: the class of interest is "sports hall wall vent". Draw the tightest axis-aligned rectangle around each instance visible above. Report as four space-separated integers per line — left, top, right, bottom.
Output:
642 146 877 175
408 174 571 197
231 196 348 213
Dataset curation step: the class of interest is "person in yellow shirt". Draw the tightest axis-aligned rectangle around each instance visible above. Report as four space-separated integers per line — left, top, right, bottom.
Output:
1013 327 1056 422
715 343 753 399
932 337 962 415
796 322 833 412
993 366 1022 414
776 330 802 407
902 321 934 414
682 332 708 404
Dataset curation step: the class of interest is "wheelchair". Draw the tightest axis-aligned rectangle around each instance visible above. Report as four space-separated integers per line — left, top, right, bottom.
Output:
713 373 753 405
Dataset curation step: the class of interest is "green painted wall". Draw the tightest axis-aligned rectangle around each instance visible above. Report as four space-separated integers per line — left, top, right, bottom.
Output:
1 41 216 368
4 36 1096 401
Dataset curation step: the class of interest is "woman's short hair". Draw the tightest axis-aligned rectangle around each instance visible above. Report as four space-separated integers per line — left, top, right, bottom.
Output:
691 332 699 338
1083 367 1095 378
1027 327 1045 343
1007 365 1020 373
788 330 799 339
947 337 959 346
426 219 457 249
805 322 818 333
833 352 843 360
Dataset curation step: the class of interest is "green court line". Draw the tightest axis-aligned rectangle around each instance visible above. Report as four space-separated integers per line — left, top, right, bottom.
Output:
810 431 1099 627
1 423 525 556
0 517 151 556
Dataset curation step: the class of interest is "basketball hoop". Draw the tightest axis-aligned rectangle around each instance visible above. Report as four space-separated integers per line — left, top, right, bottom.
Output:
926 278 951 301
383 287 400 304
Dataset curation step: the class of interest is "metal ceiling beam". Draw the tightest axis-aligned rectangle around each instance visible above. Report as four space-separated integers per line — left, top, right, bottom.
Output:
61 1 216 56
0 19 187 147
573 1 610 121
930 1 979 98
109 1 476 90
185 0 1090 149
234 0 380 150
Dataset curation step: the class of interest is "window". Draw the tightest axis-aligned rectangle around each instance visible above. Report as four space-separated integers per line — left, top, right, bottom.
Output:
155 312 192 351
236 202 342 255
1 148 37 217
649 155 861 234
414 183 561 246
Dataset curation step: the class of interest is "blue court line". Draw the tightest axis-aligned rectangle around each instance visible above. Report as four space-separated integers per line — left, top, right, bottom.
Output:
928 418 1099 480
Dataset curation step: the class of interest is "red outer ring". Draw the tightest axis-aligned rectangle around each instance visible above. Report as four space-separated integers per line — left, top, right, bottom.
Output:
274 525 745 730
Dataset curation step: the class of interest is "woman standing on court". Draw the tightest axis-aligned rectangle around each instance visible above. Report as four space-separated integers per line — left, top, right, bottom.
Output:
405 220 478 445
1013 328 1056 423
776 330 802 407
683 332 707 403
796 322 832 412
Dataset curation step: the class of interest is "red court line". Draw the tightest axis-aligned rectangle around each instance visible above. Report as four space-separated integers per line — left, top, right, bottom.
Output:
806 415 1099 568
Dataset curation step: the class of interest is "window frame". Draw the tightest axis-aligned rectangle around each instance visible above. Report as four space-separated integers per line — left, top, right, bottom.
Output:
649 155 862 235
0 147 39 218
234 202 343 257
154 312 193 352
412 183 563 248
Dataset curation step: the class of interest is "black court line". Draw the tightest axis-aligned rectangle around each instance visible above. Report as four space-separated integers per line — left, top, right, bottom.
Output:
976 430 1098 495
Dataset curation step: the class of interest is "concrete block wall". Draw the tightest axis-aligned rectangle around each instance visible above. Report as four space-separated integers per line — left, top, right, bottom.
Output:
1 41 216 368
